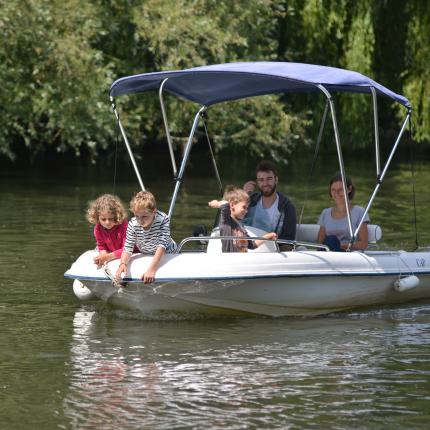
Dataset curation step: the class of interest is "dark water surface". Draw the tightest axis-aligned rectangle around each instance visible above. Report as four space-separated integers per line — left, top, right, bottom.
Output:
1 154 430 429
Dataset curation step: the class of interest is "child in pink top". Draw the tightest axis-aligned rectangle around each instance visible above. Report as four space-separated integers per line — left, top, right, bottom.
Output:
86 194 128 265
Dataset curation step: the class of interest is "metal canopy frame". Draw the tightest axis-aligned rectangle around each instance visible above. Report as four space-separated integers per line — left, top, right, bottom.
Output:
159 78 177 178
315 84 411 250
110 97 145 191
110 69 411 250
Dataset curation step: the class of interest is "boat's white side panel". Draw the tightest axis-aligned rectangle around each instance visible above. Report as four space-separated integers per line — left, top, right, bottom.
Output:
65 249 426 278
65 249 430 317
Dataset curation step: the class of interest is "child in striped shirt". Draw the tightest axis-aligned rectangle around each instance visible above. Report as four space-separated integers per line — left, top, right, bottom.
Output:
115 191 176 283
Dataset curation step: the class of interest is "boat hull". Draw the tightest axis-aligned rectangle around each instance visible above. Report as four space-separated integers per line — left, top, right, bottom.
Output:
64 249 430 318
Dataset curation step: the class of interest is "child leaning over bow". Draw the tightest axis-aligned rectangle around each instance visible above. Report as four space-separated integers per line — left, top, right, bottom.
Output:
115 191 176 284
86 194 128 265
208 186 277 253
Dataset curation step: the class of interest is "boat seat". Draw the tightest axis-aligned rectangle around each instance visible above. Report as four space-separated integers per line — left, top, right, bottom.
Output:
295 223 382 244
206 224 382 253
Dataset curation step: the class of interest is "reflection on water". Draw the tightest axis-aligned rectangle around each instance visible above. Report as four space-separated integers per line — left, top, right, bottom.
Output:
62 305 430 429
1 157 430 428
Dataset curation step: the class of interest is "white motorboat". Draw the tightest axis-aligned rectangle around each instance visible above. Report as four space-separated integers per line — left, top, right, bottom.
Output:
65 62 430 317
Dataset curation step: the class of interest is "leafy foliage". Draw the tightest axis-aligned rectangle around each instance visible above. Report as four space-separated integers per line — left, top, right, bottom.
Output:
0 0 115 161
0 0 428 163
402 1 430 143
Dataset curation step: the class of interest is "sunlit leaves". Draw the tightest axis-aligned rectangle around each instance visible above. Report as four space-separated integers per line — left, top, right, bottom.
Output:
0 0 114 160
0 0 428 163
402 2 430 142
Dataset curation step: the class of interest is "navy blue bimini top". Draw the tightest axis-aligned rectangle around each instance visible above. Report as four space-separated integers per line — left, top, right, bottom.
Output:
110 61 410 108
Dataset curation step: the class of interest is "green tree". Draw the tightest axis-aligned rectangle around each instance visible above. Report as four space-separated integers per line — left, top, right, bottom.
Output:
115 0 307 161
403 1 430 143
0 0 114 161
0 0 428 163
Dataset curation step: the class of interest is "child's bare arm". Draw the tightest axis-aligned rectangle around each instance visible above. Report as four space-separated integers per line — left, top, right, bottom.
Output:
208 199 227 209
254 232 277 248
142 247 166 283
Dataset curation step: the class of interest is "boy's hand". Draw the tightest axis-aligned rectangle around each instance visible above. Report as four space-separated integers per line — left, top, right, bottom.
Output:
142 268 156 284
266 232 277 241
243 181 256 193
115 265 126 281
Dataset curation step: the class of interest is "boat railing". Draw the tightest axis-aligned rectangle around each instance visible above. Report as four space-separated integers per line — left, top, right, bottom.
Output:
176 236 329 253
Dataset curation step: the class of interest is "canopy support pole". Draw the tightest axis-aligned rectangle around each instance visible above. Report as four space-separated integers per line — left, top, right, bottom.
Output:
298 99 329 226
110 97 145 191
159 78 178 178
168 106 207 219
317 85 354 249
201 113 223 196
370 87 381 177
352 110 412 245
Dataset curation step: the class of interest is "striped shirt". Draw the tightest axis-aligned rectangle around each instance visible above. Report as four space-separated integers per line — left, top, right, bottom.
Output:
123 210 176 254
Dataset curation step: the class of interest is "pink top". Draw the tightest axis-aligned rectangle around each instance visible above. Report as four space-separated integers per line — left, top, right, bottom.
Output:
93 220 128 258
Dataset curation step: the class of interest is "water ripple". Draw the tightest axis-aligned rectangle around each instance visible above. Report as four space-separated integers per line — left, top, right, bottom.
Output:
57 308 430 429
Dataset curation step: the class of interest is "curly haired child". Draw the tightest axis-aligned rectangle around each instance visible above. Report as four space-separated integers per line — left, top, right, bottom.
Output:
86 194 128 265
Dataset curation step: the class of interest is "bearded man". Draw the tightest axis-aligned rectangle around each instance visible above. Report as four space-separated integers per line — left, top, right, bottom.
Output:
242 160 296 241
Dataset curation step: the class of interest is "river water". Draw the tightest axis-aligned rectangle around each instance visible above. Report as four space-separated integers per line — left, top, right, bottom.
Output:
1 153 430 429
